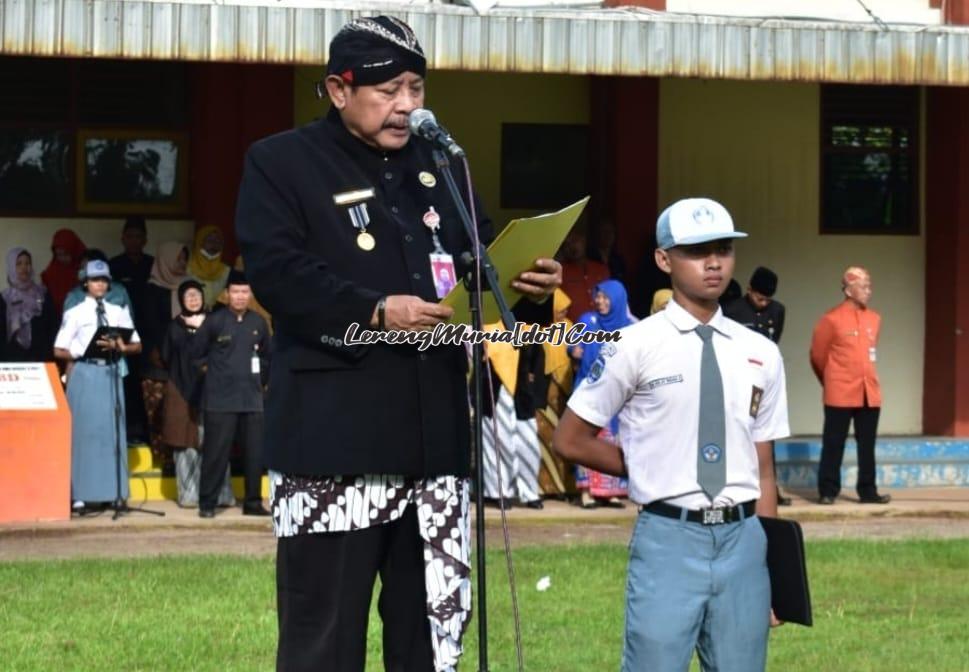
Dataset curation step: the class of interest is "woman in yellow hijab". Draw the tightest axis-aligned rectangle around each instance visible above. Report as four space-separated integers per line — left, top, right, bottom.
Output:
187 226 230 310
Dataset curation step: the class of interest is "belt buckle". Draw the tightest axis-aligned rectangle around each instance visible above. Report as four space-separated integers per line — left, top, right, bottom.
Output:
701 507 725 525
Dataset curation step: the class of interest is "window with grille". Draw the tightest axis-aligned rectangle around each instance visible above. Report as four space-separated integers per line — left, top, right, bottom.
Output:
820 85 919 235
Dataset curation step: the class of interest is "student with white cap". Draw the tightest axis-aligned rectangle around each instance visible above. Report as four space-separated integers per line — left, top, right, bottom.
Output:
554 197 790 671
54 260 142 511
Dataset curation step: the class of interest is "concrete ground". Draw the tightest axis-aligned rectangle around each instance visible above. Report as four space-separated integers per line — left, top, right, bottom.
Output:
1 487 966 561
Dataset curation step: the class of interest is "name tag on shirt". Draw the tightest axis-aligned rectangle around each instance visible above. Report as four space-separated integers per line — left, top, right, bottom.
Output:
869 347 877 362
251 353 261 375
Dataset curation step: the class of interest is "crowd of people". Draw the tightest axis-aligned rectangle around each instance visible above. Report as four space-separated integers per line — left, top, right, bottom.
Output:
0 15 894 670
481 219 890 511
1 216 272 516
0 212 890 516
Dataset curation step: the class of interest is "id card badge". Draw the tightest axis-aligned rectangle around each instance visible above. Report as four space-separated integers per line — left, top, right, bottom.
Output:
251 351 261 375
430 252 457 299
869 347 877 362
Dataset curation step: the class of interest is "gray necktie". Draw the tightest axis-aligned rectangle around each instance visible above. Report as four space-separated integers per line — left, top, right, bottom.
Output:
696 325 726 500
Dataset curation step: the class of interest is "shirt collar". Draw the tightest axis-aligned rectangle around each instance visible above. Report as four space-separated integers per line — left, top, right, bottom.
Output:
663 297 733 338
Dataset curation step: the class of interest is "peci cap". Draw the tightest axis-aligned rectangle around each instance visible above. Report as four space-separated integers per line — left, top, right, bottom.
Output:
750 266 778 297
226 268 248 288
656 198 747 250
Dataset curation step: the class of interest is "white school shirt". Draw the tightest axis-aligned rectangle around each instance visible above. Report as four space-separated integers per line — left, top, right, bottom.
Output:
567 298 790 509
54 296 140 359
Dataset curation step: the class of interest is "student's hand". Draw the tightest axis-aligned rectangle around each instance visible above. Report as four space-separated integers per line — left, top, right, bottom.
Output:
372 295 454 332
770 609 784 628
97 337 120 351
512 258 562 303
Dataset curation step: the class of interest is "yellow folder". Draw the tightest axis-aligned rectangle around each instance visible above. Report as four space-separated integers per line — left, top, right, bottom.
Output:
441 196 589 325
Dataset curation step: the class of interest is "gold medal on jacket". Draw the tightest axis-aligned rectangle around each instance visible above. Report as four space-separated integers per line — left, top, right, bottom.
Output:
357 231 376 251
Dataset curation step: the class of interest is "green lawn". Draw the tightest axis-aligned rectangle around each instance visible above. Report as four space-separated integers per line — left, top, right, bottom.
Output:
0 539 966 671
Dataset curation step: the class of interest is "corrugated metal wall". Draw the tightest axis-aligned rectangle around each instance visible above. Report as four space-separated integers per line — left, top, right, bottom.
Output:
2 0 968 85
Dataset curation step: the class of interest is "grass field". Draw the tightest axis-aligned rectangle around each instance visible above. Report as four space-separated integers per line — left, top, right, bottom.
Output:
1 539 966 671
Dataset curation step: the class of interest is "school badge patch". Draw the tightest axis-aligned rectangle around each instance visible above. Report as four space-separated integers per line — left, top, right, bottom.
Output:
587 355 607 383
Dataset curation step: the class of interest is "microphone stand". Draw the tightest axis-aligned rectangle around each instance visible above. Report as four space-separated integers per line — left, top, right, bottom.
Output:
98 301 164 521
432 147 514 672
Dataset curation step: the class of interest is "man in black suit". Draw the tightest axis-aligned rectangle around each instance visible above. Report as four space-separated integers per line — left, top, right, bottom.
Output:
724 266 792 505
236 16 561 672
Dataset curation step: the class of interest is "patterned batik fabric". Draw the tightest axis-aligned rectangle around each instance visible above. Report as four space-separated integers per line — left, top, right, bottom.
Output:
270 472 472 672
574 426 628 498
482 387 542 502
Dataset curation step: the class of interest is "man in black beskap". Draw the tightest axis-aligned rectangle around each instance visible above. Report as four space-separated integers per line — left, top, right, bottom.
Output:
109 215 154 443
235 15 561 672
191 269 271 518
109 216 154 320
723 266 786 344
724 265 791 505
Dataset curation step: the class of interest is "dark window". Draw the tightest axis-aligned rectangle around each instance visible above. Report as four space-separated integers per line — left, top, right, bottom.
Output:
820 85 919 235
501 123 589 210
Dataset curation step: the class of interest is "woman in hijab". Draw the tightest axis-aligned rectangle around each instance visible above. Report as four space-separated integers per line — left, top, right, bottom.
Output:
141 241 190 452
187 226 230 310
40 228 86 314
159 280 234 508
569 279 635 508
1 247 57 361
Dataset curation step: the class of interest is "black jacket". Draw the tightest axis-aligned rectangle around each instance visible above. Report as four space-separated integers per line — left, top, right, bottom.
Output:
160 314 204 408
189 307 271 413
723 295 786 344
236 110 548 477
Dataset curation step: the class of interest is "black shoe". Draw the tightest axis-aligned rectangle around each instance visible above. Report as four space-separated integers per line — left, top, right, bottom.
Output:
523 499 544 510
859 493 892 504
818 495 836 505
243 503 272 516
199 508 216 518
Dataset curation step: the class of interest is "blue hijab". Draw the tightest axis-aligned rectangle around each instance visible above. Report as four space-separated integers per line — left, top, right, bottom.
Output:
573 279 633 386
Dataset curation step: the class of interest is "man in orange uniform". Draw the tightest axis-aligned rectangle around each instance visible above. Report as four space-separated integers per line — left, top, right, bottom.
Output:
810 266 891 505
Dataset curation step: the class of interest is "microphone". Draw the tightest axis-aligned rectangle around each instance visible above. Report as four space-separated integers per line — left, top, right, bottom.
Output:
408 109 465 158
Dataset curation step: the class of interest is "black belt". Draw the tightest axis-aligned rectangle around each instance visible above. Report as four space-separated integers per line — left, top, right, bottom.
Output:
639 500 757 526
79 358 110 366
